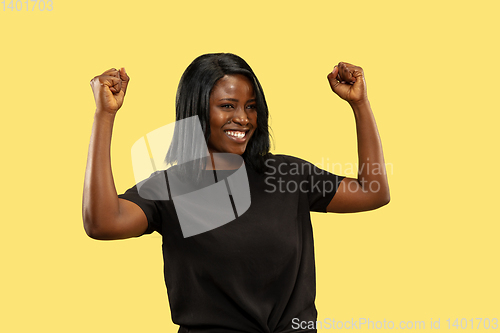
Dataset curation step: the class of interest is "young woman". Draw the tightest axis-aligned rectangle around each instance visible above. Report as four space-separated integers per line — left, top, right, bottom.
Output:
83 53 390 333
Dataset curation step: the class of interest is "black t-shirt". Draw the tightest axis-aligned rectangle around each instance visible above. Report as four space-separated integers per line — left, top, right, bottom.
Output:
118 154 344 333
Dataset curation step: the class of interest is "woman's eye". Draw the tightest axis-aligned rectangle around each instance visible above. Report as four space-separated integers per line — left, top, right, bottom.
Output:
246 104 257 110
221 104 233 109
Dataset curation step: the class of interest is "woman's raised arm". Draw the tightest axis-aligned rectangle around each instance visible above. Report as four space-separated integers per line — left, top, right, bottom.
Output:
326 62 390 213
82 68 148 240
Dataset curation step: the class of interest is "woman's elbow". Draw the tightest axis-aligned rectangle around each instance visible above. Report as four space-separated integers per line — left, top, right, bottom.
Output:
83 217 102 240
82 215 112 240
375 190 390 208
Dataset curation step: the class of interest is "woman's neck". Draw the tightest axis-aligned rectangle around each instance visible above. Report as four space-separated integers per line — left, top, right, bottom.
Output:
204 153 243 170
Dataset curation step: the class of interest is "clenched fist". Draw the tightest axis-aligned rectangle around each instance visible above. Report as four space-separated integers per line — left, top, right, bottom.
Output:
90 67 130 114
327 62 368 106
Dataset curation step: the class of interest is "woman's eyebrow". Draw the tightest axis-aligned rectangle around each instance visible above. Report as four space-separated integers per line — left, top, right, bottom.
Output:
218 98 256 103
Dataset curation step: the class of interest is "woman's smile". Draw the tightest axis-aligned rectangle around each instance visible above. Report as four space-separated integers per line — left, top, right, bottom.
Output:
224 129 249 141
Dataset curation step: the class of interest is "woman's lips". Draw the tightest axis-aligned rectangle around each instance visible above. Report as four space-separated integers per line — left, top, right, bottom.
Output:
224 130 249 143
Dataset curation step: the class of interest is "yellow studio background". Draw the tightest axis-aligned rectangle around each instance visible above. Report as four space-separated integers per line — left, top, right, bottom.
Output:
1 0 498 332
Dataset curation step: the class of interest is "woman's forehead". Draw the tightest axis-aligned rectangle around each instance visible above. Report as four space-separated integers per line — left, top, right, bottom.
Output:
211 75 255 98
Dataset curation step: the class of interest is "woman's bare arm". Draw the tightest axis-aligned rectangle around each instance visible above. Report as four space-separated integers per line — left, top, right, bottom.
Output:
326 62 390 213
82 68 148 240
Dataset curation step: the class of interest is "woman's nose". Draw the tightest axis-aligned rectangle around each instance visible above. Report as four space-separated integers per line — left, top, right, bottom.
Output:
232 107 249 125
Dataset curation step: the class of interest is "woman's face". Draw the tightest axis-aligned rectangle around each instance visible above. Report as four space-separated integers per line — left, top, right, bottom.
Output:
208 74 257 155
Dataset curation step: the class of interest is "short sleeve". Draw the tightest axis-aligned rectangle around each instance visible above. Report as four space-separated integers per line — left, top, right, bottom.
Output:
118 172 165 236
305 162 344 212
276 155 344 213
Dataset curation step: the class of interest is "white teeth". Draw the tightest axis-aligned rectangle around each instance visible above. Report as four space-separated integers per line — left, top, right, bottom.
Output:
225 130 245 139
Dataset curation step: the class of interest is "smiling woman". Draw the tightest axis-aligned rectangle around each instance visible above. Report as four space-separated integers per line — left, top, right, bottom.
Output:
83 53 390 333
